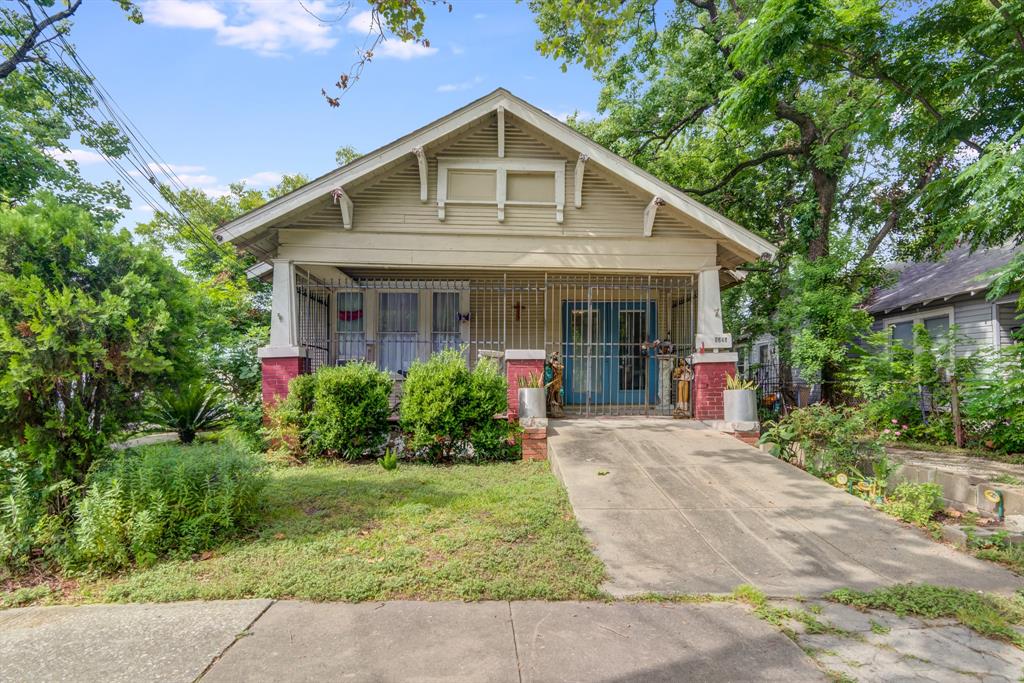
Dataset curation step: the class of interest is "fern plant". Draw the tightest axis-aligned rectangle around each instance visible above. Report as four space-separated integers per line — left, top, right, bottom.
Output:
148 383 230 444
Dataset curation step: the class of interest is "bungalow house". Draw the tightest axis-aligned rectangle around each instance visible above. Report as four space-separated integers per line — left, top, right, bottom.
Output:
214 89 777 420
866 243 1022 355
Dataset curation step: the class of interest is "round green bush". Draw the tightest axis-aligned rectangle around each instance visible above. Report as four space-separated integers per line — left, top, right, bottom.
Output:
400 350 516 461
306 363 393 460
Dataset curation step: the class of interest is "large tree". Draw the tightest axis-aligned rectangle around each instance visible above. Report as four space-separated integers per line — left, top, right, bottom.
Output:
529 0 1024 388
1 0 142 224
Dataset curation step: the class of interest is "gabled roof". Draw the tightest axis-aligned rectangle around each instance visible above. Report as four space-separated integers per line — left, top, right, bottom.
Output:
214 88 777 262
867 243 1021 314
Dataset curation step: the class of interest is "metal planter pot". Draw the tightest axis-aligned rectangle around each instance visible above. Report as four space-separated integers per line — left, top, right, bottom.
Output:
723 389 757 422
518 387 547 419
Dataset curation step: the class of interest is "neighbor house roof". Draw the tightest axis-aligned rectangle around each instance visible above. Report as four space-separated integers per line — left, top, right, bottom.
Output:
214 88 777 264
866 243 1020 314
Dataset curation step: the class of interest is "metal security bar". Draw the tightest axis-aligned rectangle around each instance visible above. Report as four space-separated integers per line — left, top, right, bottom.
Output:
294 271 696 417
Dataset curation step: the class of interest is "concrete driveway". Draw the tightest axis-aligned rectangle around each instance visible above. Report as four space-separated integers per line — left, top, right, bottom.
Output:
548 418 1023 597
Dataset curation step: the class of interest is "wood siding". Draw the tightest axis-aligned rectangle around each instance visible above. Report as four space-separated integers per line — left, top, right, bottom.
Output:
953 298 994 356
283 111 712 242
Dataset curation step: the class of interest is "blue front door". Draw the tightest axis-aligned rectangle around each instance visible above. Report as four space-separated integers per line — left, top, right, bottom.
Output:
562 300 657 405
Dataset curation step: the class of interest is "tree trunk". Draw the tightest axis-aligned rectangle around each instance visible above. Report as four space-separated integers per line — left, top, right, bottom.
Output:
808 166 838 260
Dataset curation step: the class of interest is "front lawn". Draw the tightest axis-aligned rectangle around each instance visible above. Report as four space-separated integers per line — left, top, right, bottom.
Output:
59 457 605 604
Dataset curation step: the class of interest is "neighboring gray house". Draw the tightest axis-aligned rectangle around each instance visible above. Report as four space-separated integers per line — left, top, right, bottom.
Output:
867 243 1022 355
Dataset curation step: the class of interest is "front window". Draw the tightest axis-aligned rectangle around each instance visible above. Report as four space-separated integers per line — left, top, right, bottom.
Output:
432 292 461 352
336 291 366 362
379 292 419 375
891 321 914 349
923 315 950 341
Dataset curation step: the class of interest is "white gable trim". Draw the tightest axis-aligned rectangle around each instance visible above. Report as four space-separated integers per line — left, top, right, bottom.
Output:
214 89 777 261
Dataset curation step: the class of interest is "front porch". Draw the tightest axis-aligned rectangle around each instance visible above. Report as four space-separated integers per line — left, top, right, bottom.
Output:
264 262 738 419
294 269 696 417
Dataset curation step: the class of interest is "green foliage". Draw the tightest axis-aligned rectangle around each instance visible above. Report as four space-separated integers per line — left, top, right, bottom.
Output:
828 584 1024 648
881 483 943 527
400 350 517 462
961 344 1024 453
377 448 399 471
0 447 71 569
305 363 393 460
1 1 141 222
147 383 230 444
70 442 266 570
760 404 884 478
0 199 199 485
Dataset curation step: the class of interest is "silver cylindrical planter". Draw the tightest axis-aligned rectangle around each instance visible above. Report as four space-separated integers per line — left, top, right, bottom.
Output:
723 389 757 422
518 387 547 419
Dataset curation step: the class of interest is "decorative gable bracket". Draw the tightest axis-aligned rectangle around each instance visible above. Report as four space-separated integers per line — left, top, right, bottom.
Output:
412 146 428 203
574 153 587 209
331 187 353 230
643 196 665 237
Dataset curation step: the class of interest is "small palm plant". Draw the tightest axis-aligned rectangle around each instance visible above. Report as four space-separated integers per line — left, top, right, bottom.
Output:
148 383 230 444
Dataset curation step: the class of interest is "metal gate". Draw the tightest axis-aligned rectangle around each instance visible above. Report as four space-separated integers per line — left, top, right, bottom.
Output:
294 271 696 417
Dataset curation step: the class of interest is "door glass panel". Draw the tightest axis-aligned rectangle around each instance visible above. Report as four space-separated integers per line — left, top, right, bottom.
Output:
432 292 461 352
336 291 366 362
618 310 647 393
569 307 603 396
379 292 418 375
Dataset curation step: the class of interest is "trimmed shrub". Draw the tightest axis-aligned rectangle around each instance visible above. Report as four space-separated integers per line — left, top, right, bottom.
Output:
306 363 393 460
400 350 517 461
70 442 266 570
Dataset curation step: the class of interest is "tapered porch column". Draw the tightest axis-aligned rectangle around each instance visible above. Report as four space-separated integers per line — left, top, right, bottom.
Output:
259 258 308 406
691 268 738 421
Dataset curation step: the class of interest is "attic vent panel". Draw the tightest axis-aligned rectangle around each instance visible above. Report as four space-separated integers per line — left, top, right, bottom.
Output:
507 171 556 203
447 169 497 202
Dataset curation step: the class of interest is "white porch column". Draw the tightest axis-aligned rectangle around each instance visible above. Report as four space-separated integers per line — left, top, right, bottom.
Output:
259 258 306 358
696 268 731 349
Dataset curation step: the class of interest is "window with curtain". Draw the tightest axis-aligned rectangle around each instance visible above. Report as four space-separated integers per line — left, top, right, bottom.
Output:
379 292 419 374
432 292 461 352
336 292 366 363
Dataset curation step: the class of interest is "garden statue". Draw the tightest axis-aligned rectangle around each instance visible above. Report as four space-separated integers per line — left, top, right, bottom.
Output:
545 351 565 418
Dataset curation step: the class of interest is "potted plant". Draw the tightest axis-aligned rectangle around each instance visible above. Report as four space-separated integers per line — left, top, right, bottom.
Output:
517 372 546 419
723 375 757 422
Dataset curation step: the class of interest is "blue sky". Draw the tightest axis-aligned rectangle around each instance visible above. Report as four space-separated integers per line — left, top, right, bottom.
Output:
66 0 602 227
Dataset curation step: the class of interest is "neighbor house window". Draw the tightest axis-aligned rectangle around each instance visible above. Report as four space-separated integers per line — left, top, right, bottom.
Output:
891 321 915 349
336 291 366 362
923 315 949 341
379 292 419 375
432 292 461 352
885 308 954 350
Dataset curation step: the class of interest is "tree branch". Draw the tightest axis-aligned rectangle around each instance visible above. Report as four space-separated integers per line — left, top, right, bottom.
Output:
0 0 82 81
857 155 944 268
989 0 1024 56
681 144 806 195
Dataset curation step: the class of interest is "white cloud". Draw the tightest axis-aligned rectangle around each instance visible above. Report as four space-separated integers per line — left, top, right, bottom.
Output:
143 0 338 56
436 76 483 93
241 171 284 187
46 148 105 164
473 13 486 19
347 10 437 60
450 43 464 55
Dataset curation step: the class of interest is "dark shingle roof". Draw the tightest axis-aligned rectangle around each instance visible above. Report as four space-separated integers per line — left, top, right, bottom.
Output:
867 243 1021 314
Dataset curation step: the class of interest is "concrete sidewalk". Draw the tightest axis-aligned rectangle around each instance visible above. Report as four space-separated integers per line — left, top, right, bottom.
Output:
548 418 1023 597
0 599 823 682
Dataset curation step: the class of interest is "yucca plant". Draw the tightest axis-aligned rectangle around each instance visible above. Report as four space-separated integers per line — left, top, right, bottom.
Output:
148 383 230 444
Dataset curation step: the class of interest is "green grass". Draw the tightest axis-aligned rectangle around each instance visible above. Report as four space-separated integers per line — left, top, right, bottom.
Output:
828 584 1024 648
6 459 606 605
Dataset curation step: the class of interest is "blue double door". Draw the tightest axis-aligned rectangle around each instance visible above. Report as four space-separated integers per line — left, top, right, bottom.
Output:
562 300 657 405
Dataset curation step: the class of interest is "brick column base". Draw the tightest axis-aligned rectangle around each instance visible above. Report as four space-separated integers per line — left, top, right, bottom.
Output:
692 359 737 420
261 356 307 407
505 354 545 418
520 417 548 461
